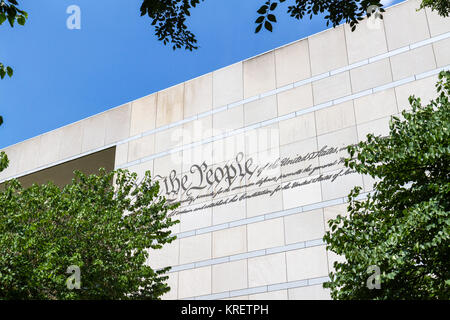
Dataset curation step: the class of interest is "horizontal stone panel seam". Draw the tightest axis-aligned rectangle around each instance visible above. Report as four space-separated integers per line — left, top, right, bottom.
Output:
180 276 330 300
167 238 326 274
174 193 368 240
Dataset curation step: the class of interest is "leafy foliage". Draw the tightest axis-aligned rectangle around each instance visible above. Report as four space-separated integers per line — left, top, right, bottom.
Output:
255 0 386 33
0 0 28 79
0 151 7 173
323 71 450 299
1 0 448 59
139 0 450 49
0 0 27 27
0 169 179 299
140 0 205 51
420 0 450 17
254 0 450 33
0 62 13 80
0 116 8 173
138 0 386 47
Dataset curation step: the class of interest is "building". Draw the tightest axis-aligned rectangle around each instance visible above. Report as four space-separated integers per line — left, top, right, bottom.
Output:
1 0 449 300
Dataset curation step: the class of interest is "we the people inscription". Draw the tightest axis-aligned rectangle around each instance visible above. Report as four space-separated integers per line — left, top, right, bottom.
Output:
158 144 356 217
1 0 448 300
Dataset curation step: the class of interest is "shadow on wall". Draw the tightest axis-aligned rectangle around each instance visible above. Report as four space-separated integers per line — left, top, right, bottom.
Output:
0 147 116 189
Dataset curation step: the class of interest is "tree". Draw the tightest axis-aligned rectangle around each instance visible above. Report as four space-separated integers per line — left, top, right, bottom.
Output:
254 0 386 33
323 71 450 299
141 0 450 50
0 151 7 172
0 168 179 299
0 0 28 137
0 116 8 173
420 0 450 17
0 0 27 79
1 0 448 78
140 0 387 50
2 0 449 68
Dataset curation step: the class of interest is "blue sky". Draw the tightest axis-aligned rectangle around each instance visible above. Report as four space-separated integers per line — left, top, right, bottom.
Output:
0 0 400 149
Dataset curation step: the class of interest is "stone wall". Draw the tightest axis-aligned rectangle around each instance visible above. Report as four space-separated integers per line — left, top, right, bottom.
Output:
1 0 449 300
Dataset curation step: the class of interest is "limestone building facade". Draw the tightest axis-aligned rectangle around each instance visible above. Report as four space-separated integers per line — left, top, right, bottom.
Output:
1 0 449 300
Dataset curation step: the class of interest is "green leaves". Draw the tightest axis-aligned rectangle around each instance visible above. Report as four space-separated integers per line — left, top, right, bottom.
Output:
420 0 450 17
0 63 13 79
0 151 8 173
257 5 268 15
0 12 6 25
323 71 450 300
0 168 179 299
0 0 28 27
255 16 264 24
267 14 276 22
138 0 448 51
255 0 284 33
17 15 25 25
6 66 13 77
140 0 205 51
255 0 280 33
0 1 28 82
